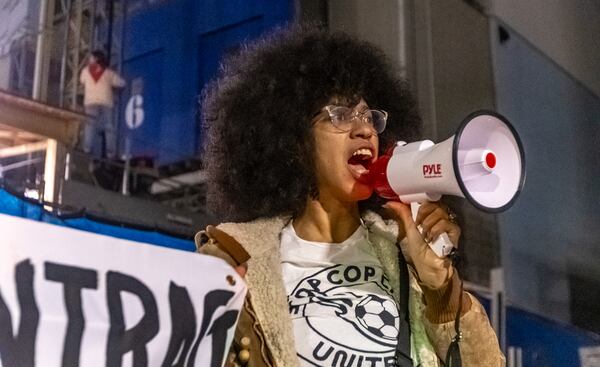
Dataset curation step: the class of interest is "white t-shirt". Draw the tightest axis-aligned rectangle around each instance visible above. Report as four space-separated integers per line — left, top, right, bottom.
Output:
280 222 400 367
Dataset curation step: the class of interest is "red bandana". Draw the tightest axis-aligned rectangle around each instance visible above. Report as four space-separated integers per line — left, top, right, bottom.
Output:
89 64 106 82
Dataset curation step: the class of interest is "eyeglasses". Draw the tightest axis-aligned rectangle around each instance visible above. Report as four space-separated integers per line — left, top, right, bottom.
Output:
321 105 388 134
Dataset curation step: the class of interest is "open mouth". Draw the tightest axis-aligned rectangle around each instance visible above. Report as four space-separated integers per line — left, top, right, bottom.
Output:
347 148 373 180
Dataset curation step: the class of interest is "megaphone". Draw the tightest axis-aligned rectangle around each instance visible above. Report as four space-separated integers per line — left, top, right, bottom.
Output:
365 110 525 256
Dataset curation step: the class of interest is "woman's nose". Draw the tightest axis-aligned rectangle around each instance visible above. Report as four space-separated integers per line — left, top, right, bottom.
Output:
349 117 375 138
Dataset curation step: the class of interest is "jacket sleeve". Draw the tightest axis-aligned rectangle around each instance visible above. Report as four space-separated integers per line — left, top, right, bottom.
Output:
195 228 274 367
420 271 506 366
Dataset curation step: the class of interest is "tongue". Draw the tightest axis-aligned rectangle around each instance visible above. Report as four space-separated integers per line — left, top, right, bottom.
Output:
348 162 369 180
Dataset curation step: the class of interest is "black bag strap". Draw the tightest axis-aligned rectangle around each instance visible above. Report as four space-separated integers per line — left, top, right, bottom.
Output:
444 253 464 367
396 248 413 366
396 250 464 367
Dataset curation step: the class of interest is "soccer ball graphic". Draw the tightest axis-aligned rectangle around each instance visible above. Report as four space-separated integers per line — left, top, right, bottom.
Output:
355 295 399 340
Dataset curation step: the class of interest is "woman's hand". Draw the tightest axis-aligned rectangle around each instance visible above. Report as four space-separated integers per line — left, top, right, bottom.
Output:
383 201 461 289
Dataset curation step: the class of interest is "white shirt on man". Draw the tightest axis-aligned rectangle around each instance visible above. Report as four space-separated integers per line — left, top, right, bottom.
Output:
79 67 125 108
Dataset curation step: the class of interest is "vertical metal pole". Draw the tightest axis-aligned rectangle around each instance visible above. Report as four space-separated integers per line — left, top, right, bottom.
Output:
70 0 83 109
33 0 52 100
397 0 408 79
17 39 27 94
120 0 127 73
121 136 130 196
106 0 115 63
115 0 128 159
57 151 71 207
507 346 523 367
59 0 73 107
90 0 98 51
42 140 67 209
64 152 71 181
412 0 438 140
43 139 58 204
491 267 506 352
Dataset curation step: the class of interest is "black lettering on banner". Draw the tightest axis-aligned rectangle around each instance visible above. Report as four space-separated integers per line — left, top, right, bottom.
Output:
0 259 39 367
106 271 159 367
45 262 98 367
186 290 235 367
207 310 238 367
161 282 197 367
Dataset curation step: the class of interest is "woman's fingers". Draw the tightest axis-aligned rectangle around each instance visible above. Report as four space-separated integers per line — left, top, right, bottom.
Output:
419 205 446 234
419 202 461 246
415 201 440 226
383 200 462 249
384 201 454 289
426 220 461 247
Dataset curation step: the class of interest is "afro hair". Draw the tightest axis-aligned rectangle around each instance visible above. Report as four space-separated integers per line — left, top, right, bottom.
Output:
201 24 422 222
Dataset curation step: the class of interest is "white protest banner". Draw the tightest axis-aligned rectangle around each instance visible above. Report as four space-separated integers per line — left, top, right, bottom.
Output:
0 213 247 367
580 345 600 367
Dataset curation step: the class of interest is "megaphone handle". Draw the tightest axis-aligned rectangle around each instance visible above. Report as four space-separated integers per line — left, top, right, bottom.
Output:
410 202 455 258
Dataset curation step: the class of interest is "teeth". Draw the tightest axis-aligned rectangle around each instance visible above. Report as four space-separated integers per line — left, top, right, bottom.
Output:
352 148 372 158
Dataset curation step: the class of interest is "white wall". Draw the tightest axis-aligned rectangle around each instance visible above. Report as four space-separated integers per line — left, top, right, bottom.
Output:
491 17 600 325
327 0 406 75
488 0 600 97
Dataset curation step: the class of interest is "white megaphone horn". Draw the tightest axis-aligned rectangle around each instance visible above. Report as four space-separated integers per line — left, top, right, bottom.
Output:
380 110 525 257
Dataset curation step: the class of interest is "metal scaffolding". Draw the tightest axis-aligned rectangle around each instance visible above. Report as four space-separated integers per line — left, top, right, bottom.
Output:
54 0 96 108
1 0 123 109
53 0 125 109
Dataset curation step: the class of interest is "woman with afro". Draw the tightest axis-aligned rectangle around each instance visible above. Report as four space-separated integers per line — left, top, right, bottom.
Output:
198 25 504 367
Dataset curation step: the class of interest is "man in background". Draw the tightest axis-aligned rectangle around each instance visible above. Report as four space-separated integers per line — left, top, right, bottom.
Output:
80 49 125 159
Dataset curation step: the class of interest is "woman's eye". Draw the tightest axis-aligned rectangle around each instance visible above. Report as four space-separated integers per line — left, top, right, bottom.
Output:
333 113 346 122
337 111 352 120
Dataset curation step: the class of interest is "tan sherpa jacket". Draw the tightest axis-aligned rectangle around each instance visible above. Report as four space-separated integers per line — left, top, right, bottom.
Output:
196 211 505 367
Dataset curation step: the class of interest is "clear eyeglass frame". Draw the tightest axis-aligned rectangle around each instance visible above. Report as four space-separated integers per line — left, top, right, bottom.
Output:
323 105 388 134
